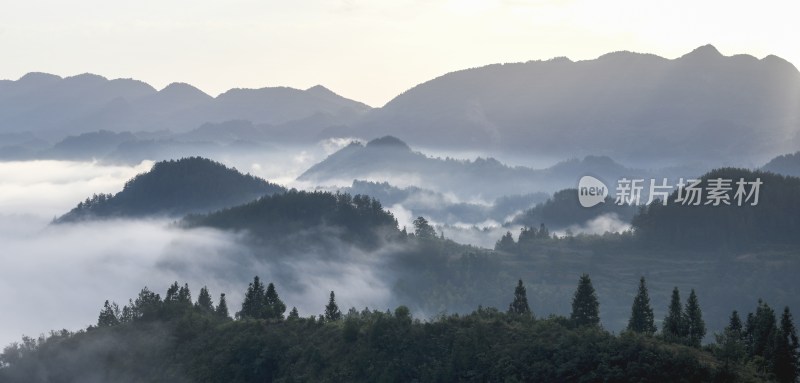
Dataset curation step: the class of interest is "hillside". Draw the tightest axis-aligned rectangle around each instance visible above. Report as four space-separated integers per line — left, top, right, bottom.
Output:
339 45 800 164
762 151 800 177
299 136 649 198
56 157 285 222
181 190 400 249
632 168 800 249
513 188 637 230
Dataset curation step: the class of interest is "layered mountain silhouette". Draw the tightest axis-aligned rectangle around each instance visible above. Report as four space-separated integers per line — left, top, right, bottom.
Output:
298 136 652 198
0 73 368 138
2 45 798 165
334 45 800 164
56 157 285 222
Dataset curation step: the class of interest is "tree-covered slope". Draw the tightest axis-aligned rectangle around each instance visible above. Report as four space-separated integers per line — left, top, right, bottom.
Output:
1 279 771 383
181 190 400 249
632 168 800 249
56 157 285 222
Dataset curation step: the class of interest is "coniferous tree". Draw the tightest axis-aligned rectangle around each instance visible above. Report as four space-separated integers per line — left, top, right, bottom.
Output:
570 274 600 327
325 291 342 321
165 281 180 303
774 307 799 383
215 293 229 319
662 287 685 342
177 283 192 304
196 286 213 312
413 216 436 239
495 231 516 252
264 283 287 320
684 289 706 347
627 276 656 335
97 300 120 327
237 276 266 319
727 310 743 337
288 307 300 320
508 279 532 316
751 300 778 359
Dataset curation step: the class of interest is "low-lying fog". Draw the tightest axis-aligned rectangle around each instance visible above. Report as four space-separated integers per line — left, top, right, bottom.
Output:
0 148 633 348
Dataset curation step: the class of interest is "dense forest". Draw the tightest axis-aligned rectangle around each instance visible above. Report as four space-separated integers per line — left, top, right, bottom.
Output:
513 188 636 230
181 190 400 250
1 276 797 382
632 168 800 249
56 157 285 222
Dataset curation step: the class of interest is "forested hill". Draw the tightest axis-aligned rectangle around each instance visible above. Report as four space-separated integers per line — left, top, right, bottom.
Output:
2 277 790 382
56 157 285 222
632 168 800 249
762 151 800 178
181 190 400 249
299 135 646 197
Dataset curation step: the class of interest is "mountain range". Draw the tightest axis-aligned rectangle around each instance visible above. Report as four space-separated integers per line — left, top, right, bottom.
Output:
298 136 654 199
2 45 799 165
336 45 800 164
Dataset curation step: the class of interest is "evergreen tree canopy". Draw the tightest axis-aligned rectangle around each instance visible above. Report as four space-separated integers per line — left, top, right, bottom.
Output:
684 289 706 347
570 274 600 327
627 277 656 335
325 291 342 321
264 283 287 320
412 216 437 239
196 286 214 312
663 287 686 342
508 279 532 316
237 276 266 320
215 294 229 319
98 300 120 328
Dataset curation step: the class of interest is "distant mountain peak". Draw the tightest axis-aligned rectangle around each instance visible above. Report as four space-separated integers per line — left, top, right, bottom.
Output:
160 82 212 99
366 136 411 150
17 72 62 83
680 44 723 60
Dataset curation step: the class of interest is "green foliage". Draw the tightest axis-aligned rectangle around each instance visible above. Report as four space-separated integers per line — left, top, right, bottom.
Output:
663 287 687 343
183 190 399 249
507 279 532 316
196 286 214 312
412 216 437 239
56 157 284 222
633 168 800 249
514 188 635 229
324 291 342 322
237 276 287 321
684 289 706 347
215 293 229 319
570 274 600 327
97 300 120 328
627 277 656 335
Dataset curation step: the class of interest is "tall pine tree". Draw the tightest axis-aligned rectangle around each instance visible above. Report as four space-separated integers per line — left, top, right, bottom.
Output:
196 286 213 312
325 291 342 321
662 287 686 342
215 293 229 319
684 289 706 347
237 276 266 319
508 279 532 316
97 300 120 327
264 283 287 320
627 276 656 335
570 274 600 327
774 306 799 383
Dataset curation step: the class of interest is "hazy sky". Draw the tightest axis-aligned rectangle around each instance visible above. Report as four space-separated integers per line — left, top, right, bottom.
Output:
1 0 797 106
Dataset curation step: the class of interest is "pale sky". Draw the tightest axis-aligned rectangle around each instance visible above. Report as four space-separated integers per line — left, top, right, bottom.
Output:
0 0 797 107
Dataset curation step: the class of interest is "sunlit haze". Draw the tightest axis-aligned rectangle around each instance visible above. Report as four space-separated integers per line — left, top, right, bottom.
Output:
1 0 797 106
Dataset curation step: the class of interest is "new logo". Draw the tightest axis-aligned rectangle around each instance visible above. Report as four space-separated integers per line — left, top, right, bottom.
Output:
578 176 608 207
